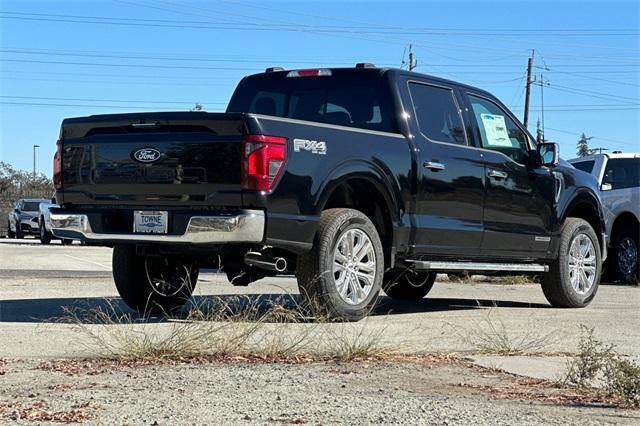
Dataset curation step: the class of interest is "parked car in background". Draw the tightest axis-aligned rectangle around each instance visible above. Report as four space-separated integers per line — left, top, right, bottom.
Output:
7 198 49 238
38 198 73 245
570 153 640 284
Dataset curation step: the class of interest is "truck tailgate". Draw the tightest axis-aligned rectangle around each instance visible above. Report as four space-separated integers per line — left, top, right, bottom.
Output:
59 112 245 207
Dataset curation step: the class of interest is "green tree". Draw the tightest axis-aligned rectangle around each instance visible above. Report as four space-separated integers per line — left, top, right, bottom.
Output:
576 133 593 157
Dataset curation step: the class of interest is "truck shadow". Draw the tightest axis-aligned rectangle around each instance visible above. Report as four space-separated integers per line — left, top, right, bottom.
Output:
0 294 549 324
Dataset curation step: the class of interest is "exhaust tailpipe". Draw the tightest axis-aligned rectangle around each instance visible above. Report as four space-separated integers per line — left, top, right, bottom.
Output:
244 252 287 272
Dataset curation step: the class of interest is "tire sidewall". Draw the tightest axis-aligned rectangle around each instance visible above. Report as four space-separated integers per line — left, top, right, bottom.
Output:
317 212 384 319
558 221 601 306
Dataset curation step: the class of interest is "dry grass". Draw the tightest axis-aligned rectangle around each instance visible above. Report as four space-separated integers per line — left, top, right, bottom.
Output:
449 310 559 355
59 293 394 364
442 274 537 285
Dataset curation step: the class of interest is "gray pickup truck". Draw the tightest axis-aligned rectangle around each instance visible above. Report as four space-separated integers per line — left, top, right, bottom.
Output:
570 153 639 284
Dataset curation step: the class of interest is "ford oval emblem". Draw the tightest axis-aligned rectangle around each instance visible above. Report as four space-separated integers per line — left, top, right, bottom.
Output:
132 148 162 163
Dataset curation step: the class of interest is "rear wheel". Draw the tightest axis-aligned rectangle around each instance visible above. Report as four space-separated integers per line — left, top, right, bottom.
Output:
39 217 52 245
541 218 601 307
112 245 199 314
384 269 436 300
296 208 384 321
611 228 639 285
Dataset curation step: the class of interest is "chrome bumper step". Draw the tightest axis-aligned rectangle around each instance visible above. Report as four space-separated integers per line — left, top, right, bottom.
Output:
49 209 265 244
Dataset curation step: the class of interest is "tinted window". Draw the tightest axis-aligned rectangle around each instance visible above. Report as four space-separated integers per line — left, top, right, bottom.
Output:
603 158 640 190
468 94 529 164
227 72 397 133
409 83 466 145
572 160 595 174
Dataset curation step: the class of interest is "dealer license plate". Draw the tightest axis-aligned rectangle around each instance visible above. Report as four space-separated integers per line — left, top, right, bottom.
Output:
133 211 168 234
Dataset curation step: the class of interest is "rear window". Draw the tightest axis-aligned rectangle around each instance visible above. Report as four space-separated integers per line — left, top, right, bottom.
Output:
572 160 595 174
603 158 640 190
227 72 397 133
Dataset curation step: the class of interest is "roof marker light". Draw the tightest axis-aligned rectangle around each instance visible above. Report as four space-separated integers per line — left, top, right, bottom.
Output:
286 69 332 78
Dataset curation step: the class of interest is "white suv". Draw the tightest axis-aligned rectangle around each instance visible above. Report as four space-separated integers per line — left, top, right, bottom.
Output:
570 153 639 284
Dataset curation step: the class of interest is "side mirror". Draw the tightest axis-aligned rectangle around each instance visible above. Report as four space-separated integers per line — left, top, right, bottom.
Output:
600 183 613 191
538 142 559 167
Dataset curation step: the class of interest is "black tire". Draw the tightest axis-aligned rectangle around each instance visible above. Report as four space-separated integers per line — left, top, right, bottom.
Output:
112 245 199 314
61 239 73 245
15 226 23 239
610 227 639 285
39 218 52 245
384 268 436 300
541 218 601 308
7 222 15 239
296 208 384 321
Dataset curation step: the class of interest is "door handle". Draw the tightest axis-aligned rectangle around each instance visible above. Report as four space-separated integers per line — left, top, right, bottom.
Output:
424 161 446 171
487 169 508 179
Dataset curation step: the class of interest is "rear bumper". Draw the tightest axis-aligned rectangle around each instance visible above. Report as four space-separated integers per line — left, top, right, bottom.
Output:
50 210 265 244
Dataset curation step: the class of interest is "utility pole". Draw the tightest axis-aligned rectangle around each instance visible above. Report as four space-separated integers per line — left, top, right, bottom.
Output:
408 44 417 71
531 74 549 142
590 147 609 154
523 49 534 129
32 144 40 178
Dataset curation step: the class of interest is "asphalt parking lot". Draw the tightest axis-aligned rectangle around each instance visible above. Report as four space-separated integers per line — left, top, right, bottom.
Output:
1 238 639 424
1 237 638 362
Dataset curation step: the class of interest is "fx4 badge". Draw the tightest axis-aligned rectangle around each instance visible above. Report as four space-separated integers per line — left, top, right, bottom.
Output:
293 138 327 155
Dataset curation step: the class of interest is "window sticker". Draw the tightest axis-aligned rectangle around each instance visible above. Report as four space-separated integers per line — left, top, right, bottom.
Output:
480 113 512 147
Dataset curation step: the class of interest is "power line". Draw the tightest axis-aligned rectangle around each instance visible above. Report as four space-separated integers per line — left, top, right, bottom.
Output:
0 95 226 105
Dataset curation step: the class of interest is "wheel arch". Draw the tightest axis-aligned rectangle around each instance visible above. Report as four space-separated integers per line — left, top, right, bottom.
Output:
315 161 402 267
562 190 605 251
610 211 639 242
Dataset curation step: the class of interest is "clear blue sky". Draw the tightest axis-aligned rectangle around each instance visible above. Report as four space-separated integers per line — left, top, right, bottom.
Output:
1 0 638 177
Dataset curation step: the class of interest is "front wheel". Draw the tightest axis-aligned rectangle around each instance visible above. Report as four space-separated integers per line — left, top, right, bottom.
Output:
112 245 199 314
296 208 384 321
541 218 601 308
610 228 639 285
383 269 436 300
7 222 15 239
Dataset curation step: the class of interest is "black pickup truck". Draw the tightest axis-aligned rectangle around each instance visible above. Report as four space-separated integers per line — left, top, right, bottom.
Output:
50 64 607 320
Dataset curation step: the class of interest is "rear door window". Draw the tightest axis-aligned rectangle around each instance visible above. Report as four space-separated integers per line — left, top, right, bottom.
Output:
603 158 640 189
408 82 466 146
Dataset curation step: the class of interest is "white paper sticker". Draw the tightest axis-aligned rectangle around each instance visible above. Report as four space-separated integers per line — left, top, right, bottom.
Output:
480 113 512 147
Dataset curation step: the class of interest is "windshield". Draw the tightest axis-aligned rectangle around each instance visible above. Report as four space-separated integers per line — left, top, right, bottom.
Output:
22 201 43 211
227 71 398 133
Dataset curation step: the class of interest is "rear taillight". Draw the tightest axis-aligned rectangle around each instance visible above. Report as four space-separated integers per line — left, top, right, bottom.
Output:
242 134 287 192
53 139 63 190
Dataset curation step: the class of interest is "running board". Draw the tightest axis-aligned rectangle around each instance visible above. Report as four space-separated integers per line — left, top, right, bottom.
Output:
407 261 548 273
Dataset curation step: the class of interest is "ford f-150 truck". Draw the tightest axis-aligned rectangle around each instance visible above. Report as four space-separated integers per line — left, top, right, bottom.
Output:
49 64 607 320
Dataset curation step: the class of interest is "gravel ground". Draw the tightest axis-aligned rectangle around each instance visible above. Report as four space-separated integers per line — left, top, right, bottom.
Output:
1 358 639 425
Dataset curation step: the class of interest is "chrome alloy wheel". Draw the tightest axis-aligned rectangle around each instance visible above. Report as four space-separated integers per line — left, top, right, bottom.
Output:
332 228 377 305
617 237 638 276
568 233 597 295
